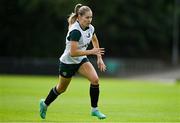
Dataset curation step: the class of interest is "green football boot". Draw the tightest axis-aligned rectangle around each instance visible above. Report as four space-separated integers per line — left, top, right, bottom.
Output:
91 110 106 119
39 99 47 119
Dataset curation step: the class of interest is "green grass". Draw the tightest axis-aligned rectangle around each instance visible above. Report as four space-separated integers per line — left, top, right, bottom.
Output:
0 75 180 122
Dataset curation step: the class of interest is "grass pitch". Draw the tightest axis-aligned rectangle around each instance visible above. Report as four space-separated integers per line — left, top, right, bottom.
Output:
0 75 180 122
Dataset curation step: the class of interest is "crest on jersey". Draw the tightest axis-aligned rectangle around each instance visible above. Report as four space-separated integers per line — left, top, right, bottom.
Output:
86 33 90 38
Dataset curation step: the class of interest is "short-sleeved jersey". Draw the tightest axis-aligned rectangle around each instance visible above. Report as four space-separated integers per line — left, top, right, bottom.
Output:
60 21 95 64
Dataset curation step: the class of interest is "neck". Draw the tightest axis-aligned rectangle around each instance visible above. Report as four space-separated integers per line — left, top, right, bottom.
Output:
80 23 86 30
77 21 88 31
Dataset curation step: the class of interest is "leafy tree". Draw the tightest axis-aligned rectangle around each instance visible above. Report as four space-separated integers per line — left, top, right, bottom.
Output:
0 0 178 62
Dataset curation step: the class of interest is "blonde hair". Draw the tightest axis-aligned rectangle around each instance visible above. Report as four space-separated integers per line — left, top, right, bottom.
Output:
68 4 92 27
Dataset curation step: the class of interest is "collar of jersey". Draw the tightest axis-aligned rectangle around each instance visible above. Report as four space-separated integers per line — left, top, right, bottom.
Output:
77 21 89 31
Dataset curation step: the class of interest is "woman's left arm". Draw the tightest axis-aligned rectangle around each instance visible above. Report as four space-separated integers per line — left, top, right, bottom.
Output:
92 33 106 72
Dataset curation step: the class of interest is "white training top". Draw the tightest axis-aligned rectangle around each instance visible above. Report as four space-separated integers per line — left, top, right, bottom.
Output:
60 21 95 64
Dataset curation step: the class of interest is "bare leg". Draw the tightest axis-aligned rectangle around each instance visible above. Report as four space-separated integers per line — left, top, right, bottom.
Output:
44 76 71 106
40 76 71 119
78 62 106 119
78 62 99 85
56 76 72 94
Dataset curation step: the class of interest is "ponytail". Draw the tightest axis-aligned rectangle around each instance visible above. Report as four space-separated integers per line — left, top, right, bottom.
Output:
68 4 82 27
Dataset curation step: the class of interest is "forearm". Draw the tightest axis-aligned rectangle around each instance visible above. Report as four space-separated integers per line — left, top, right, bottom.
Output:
70 49 92 57
92 34 102 59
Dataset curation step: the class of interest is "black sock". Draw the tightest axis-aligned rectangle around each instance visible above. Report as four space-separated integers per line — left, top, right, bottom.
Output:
90 84 99 108
44 87 60 106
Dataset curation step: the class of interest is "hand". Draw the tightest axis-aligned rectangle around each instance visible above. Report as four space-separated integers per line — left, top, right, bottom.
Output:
97 58 106 72
91 48 105 56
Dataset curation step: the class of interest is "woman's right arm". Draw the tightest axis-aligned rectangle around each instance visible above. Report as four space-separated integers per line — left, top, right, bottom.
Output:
70 41 104 57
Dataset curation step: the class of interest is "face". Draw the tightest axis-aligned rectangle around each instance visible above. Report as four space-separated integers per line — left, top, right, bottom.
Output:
78 11 93 29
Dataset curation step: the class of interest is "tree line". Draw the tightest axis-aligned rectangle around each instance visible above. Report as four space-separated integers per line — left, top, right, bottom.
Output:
0 0 179 62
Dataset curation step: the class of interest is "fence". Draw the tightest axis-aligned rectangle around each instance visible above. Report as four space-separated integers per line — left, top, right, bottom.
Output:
0 57 171 77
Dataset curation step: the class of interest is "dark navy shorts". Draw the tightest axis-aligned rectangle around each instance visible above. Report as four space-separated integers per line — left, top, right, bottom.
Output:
59 58 89 78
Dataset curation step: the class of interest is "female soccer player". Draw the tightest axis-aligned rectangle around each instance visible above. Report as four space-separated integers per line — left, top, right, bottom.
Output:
39 3 106 119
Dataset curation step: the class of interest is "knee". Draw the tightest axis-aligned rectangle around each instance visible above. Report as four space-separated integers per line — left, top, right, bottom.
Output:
91 76 99 85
